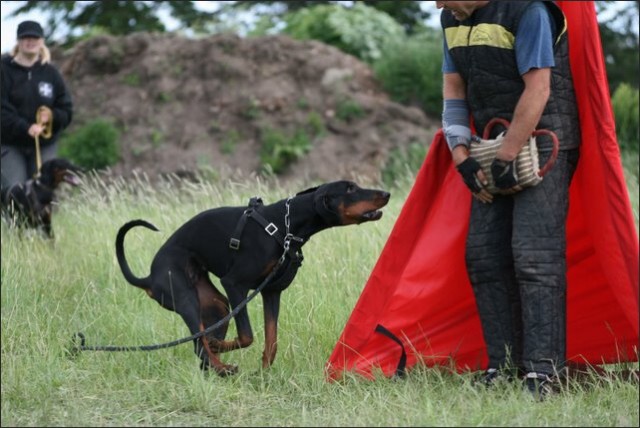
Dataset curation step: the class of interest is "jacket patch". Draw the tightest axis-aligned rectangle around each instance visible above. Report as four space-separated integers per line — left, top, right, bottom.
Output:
38 82 53 98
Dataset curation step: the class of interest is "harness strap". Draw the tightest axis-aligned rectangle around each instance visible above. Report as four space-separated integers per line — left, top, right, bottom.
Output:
229 196 285 250
248 210 284 246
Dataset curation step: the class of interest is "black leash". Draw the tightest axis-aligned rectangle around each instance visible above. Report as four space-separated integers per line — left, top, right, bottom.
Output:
69 261 281 356
69 197 302 357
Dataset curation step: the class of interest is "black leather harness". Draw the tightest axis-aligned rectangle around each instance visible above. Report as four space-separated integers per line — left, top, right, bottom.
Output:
229 196 304 266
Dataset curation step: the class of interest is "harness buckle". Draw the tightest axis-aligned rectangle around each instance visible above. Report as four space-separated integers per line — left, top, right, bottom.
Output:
229 238 240 250
265 223 278 236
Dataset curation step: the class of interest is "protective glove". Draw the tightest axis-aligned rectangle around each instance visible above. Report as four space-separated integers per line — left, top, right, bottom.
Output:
456 157 485 193
491 158 518 189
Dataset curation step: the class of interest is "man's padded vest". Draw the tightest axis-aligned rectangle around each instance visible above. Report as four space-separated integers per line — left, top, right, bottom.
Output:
441 1 580 151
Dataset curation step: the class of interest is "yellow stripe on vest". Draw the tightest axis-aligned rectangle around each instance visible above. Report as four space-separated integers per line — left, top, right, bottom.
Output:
445 23 515 50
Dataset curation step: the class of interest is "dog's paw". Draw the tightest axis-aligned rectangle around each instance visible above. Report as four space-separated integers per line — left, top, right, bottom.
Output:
215 364 239 377
199 359 239 377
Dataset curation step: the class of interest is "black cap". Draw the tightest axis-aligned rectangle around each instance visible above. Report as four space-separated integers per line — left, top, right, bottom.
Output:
17 20 44 39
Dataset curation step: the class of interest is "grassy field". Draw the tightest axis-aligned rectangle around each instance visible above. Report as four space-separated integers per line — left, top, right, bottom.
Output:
1 158 638 427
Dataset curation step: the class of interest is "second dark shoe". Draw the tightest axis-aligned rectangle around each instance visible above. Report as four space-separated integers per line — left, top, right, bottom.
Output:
525 372 556 401
476 367 514 388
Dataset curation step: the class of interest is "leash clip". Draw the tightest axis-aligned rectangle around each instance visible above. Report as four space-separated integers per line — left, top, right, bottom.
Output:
265 223 278 236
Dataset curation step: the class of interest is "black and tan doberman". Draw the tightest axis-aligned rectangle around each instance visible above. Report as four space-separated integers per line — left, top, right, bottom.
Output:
2 158 82 239
116 180 390 376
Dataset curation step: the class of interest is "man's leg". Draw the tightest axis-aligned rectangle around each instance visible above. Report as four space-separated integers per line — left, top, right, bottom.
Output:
466 196 522 372
512 149 579 377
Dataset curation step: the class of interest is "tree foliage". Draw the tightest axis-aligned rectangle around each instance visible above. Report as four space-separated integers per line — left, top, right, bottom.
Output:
227 0 430 34
596 1 639 90
9 1 216 38
281 3 405 63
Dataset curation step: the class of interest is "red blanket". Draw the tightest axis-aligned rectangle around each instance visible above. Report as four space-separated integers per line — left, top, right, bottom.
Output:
326 1 639 380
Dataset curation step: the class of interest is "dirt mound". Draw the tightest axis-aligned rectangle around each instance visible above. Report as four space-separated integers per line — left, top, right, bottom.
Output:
52 32 439 185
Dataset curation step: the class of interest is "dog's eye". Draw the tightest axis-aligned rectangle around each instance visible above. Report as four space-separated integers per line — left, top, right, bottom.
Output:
347 184 356 193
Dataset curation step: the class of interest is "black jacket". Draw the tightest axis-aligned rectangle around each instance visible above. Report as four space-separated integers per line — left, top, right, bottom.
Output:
441 1 580 151
1 54 73 148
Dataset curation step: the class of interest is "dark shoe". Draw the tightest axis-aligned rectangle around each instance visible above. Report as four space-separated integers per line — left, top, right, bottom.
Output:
476 368 512 388
525 372 556 400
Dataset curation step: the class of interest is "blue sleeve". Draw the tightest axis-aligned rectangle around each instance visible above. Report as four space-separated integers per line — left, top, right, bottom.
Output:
442 35 457 74
515 1 556 75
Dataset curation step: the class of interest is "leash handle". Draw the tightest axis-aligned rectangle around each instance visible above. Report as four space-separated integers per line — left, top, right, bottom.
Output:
36 106 53 139
34 134 42 175
33 106 53 175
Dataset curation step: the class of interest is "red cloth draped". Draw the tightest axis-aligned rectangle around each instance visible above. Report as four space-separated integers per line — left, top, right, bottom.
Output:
325 1 639 380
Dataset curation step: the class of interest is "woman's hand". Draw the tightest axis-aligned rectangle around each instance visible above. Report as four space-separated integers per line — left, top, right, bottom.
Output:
28 123 46 138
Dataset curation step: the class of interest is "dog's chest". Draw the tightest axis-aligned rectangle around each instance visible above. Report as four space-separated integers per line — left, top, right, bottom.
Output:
263 256 302 292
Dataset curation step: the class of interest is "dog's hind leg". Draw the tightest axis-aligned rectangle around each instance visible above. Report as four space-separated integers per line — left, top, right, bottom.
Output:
179 302 239 377
191 267 244 355
153 264 238 377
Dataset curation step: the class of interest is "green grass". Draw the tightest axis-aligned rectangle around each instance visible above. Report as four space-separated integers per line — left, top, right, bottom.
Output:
2 159 638 427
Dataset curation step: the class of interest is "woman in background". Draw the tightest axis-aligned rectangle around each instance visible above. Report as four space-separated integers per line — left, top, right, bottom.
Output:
1 20 73 203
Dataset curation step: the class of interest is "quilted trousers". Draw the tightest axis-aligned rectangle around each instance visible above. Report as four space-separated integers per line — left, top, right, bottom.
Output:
466 149 579 376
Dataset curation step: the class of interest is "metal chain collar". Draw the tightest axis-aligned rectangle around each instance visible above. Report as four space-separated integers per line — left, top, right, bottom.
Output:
280 196 303 264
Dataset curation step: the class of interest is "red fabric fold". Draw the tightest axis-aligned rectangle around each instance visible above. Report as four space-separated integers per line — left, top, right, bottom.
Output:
325 1 638 381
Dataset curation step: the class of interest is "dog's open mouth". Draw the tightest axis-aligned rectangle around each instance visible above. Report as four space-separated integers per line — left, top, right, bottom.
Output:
362 210 384 221
64 172 82 186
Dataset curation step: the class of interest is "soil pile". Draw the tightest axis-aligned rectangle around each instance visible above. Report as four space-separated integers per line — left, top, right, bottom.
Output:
52 32 439 185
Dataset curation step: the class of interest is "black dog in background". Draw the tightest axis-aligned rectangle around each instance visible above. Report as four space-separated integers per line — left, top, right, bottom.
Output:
116 180 390 376
2 158 82 239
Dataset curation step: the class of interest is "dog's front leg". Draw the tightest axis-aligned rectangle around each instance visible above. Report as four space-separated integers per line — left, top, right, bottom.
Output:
220 286 255 351
261 290 281 368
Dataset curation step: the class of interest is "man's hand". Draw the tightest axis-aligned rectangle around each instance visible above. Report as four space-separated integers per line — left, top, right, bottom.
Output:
491 158 519 191
456 157 493 203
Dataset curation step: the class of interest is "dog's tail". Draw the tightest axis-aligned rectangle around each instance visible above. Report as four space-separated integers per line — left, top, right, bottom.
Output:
116 219 159 289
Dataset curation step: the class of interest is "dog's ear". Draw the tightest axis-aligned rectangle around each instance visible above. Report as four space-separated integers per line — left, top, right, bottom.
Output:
56 158 84 174
37 159 67 177
313 189 330 216
67 160 84 174
312 183 342 221
37 160 56 181
295 186 319 196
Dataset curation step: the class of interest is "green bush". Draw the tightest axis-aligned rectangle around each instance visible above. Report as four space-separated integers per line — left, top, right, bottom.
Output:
374 30 444 117
260 127 312 174
58 119 121 170
335 97 366 122
282 3 404 63
611 83 639 152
